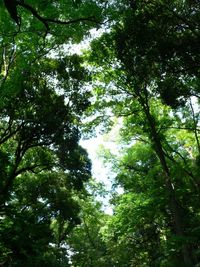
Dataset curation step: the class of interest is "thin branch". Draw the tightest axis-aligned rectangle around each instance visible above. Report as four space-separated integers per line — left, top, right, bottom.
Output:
19 2 99 34
189 97 200 154
15 164 50 176
19 2 49 31
0 117 22 145
160 126 200 132
0 43 17 87
82 216 97 249
121 163 149 175
163 146 199 190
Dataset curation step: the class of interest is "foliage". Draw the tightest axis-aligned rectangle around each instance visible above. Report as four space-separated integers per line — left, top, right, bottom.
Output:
0 0 101 265
1 0 200 266
78 0 200 266
67 191 112 267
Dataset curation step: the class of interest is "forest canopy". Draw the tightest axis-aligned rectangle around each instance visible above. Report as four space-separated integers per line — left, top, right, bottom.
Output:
0 0 200 266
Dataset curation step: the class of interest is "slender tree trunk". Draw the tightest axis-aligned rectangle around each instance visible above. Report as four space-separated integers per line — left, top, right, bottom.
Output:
138 91 193 266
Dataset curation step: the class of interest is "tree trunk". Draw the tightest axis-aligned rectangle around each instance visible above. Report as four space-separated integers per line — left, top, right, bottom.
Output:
138 92 193 266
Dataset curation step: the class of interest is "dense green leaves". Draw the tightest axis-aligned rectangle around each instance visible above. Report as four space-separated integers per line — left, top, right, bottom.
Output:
77 1 200 266
0 0 200 266
0 1 100 265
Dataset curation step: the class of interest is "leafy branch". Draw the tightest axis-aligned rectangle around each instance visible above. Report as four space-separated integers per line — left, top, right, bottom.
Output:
4 0 100 34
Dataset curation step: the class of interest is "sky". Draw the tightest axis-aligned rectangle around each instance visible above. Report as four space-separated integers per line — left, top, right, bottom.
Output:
80 136 116 215
80 119 124 215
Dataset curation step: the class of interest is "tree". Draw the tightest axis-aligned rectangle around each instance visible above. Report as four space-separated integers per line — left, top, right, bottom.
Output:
0 0 103 265
83 0 200 265
0 171 80 266
99 136 200 266
0 54 92 265
1 0 200 266
67 180 113 267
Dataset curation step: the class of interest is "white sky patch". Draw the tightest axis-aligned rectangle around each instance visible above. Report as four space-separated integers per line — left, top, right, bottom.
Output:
80 137 110 183
61 28 105 56
80 135 115 215
80 119 124 215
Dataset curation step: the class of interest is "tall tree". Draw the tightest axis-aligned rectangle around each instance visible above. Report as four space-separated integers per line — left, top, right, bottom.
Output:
0 0 104 265
83 0 200 265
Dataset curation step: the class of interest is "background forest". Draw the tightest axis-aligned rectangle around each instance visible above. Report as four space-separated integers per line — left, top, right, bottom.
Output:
0 0 200 266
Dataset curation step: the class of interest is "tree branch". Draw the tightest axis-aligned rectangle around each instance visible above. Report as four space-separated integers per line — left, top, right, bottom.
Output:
19 2 99 33
15 164 50 176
